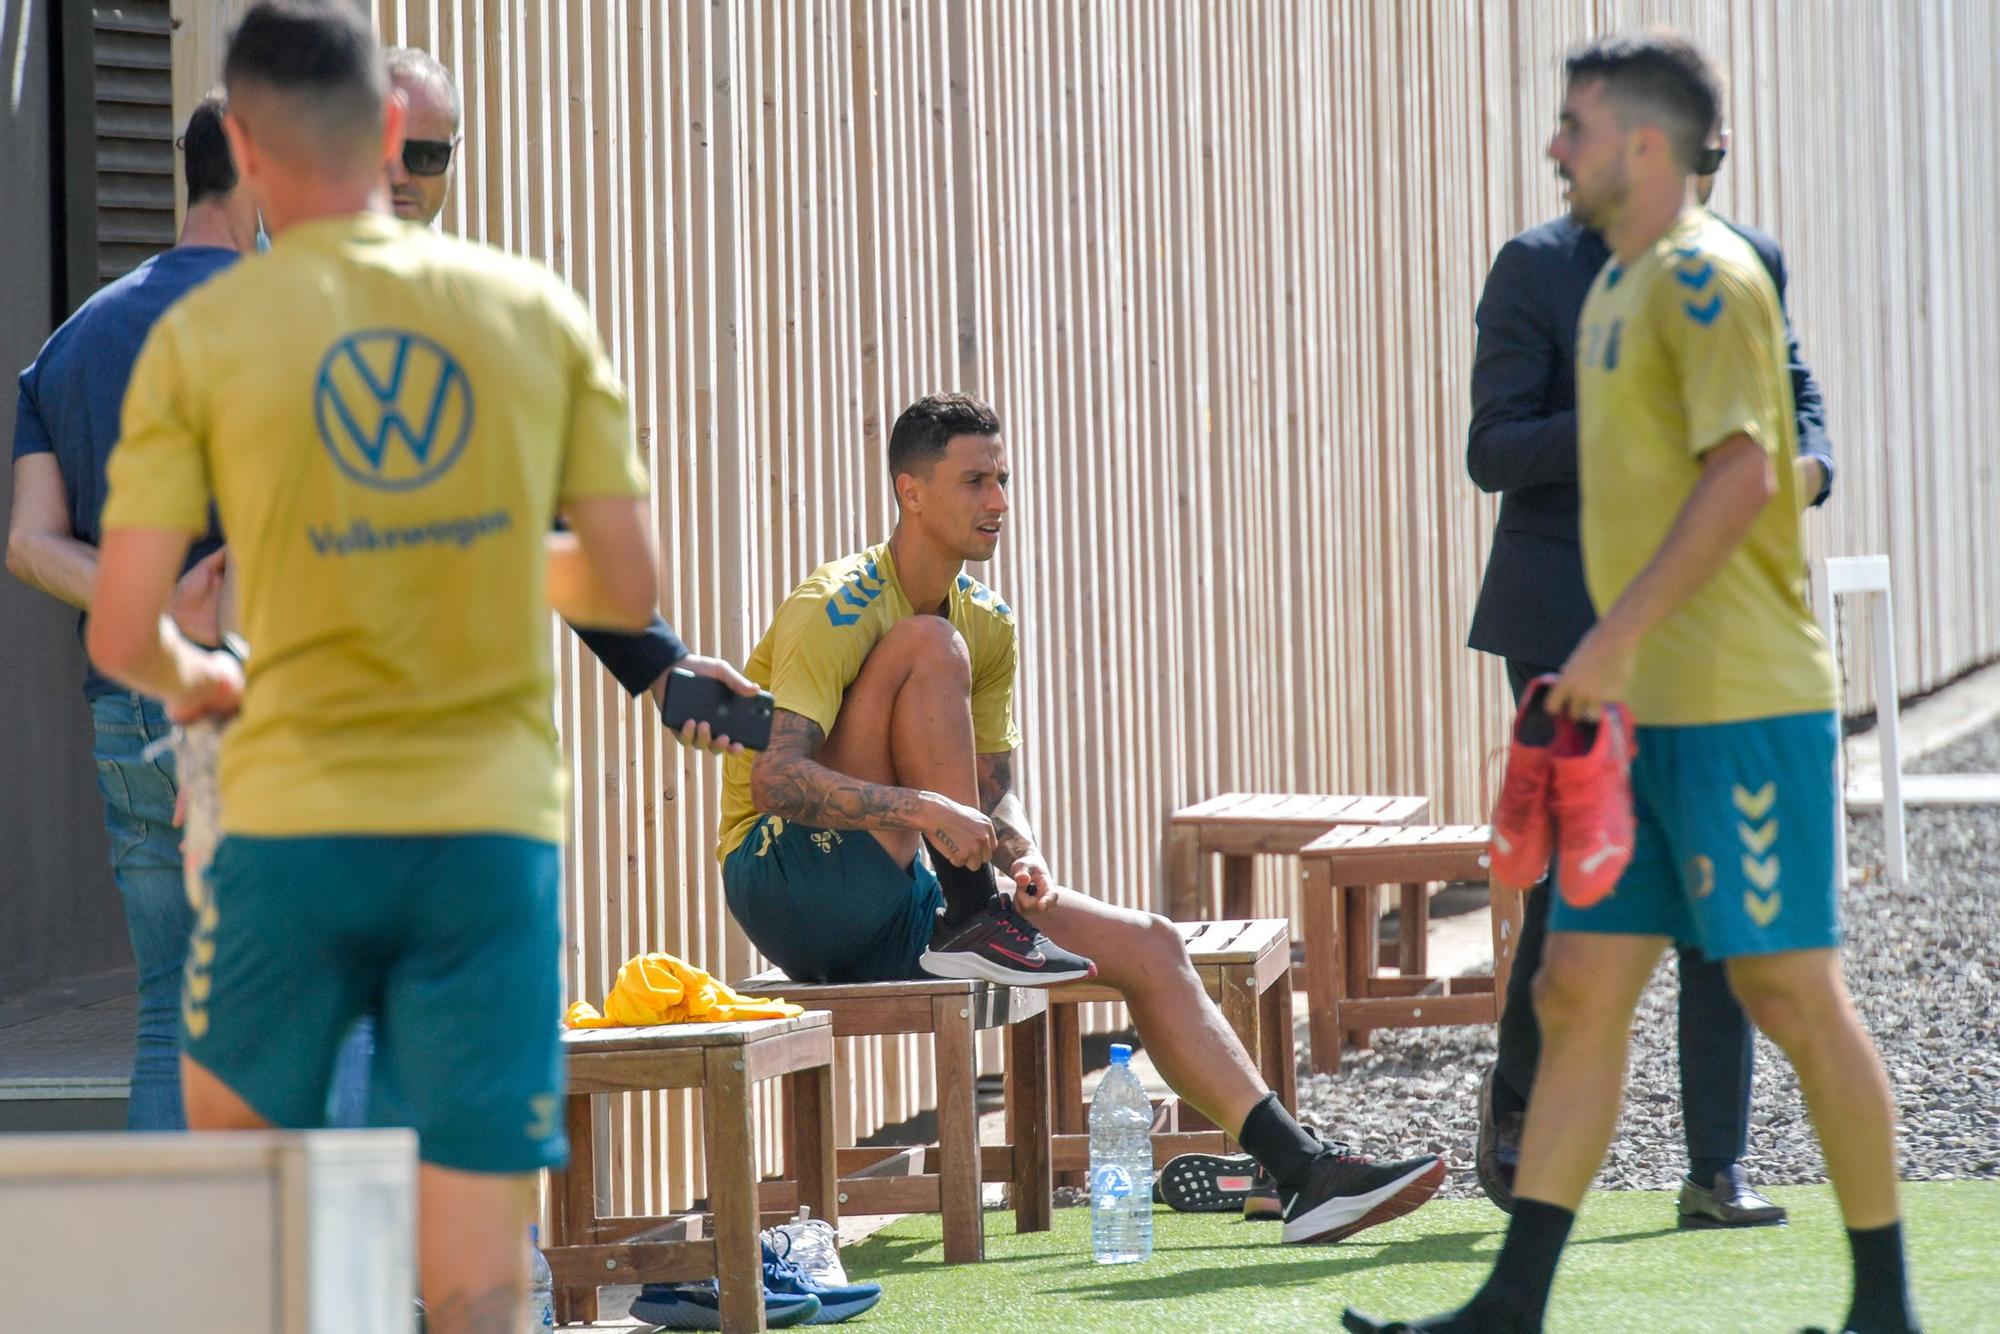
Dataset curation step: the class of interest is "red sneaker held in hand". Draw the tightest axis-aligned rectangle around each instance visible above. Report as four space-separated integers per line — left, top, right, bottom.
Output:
1550 703 1637 909
1487 675 1560 888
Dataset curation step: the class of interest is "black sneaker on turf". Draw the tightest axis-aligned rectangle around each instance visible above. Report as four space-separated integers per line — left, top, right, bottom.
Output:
1157 1152 1262 1213
1281 1144 1446 1245
918 900 1095 986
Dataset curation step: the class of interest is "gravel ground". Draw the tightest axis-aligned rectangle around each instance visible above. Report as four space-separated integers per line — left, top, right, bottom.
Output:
1908 717 2000 775
1295 720 2000 1198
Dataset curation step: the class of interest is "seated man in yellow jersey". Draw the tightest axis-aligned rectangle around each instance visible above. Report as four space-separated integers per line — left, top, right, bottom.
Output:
1345 31 1916 1334
86 3 679 1327
715 392 1445 1248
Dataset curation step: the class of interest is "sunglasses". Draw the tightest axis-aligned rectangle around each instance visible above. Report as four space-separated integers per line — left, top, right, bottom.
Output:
402 137 459 177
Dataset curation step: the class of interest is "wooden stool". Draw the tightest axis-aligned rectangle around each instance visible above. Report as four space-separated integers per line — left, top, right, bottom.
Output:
735 972 1051 1264
546 1014 836 1332
1164 792 1430 921
1297 824 1523 1072
1044 919 1295 1183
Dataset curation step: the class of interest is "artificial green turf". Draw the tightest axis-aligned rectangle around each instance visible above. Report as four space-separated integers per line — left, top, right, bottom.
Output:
838 1181 1999 1332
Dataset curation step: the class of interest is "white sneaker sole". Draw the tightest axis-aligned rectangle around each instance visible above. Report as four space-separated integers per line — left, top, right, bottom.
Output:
1282 1156 1445 1245
917 949 1094 987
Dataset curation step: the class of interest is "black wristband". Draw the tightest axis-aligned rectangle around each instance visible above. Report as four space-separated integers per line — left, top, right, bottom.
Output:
572 615 690 697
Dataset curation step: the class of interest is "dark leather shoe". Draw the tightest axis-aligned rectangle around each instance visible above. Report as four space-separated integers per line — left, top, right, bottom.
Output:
1475 1069 1523 1214
1678 1165 1787 1228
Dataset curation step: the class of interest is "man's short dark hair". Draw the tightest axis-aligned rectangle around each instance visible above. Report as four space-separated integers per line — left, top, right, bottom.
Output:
180 90 236 205
223 0 386 149
888 393 1002 481
1564 29 1723 171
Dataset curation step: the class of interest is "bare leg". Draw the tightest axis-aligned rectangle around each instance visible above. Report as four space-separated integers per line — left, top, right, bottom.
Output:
816 615 980 866
1727 948 1900 1228
1511 932 1668 1207
184 1056 532 1331
1032 889 1268 1133
417 1167 535 1334
182 1054 274 1130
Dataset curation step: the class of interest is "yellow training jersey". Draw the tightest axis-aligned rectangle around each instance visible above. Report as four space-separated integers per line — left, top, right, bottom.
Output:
1575 208 1836 726
102 212 647 841
717 543 1022 859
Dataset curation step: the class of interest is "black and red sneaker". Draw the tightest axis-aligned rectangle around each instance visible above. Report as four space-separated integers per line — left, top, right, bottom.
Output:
1281 1144 1446 1245
918 900 1095 986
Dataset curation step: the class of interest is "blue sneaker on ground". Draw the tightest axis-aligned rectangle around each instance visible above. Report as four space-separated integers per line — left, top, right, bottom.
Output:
762 1235 883 1324
628 1275 820 1330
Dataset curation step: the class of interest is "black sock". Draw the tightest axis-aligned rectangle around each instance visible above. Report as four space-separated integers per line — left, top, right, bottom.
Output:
1688 1156 1735 1186
1845 1220 1918 1333
1492 1073 1529 1119
928 846 1002 926
1237 1093 1321 1192
1465 1198 1575 1326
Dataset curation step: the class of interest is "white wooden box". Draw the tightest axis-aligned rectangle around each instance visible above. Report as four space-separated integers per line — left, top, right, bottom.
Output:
0 1129 416 1333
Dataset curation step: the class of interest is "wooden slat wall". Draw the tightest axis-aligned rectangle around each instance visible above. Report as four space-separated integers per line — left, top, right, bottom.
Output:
167 0 2000 1212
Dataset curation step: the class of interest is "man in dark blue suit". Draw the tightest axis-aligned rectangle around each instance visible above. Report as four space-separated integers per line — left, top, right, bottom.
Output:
1466 132 1834 1228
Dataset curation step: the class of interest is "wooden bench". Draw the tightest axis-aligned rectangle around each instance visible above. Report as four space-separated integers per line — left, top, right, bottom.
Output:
1298 824 1523 1073
1164 792 1431 921
735 972 1051 1265
1044 919 1294 1182
546 1013 836 1332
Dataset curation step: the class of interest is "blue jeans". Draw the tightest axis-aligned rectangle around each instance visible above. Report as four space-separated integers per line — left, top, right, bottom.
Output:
90 694 192 1130
89 693 373 1131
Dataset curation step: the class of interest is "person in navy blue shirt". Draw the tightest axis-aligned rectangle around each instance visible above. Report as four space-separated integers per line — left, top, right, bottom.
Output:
1466 128 1834 1229
6 93 255 1130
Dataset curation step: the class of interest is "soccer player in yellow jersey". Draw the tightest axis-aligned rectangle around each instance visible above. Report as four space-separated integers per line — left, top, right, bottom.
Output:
1347 31 1917 1334
702 393 1446 1261
86 3 663 1326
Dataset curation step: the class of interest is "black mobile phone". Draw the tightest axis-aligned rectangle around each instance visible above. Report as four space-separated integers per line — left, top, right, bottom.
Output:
660 668 775 751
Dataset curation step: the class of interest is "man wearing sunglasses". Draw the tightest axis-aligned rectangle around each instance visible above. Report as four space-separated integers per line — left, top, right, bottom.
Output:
384 48 460 227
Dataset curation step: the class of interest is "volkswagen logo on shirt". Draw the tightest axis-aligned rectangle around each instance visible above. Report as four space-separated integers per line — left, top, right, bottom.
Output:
313 330 474 490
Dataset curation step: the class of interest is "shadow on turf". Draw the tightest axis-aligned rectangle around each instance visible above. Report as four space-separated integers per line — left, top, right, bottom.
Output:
849 1228 1507 1300
849 1216 1681 1303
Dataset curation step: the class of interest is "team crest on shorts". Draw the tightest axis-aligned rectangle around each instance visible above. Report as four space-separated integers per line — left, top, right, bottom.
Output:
1684 854 1715 900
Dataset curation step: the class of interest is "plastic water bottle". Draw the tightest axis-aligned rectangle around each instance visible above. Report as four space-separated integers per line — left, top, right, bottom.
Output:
1088 1042 1154 1264
528 1224 555 1330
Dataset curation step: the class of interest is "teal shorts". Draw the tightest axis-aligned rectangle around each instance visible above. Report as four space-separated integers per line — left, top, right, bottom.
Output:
186 833 566 1173
1550 711 1841 958
722 816 942 982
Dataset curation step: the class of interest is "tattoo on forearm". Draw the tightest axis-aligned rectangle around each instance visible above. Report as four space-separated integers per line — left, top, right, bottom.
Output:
976 750 1040 865
750 710 928 832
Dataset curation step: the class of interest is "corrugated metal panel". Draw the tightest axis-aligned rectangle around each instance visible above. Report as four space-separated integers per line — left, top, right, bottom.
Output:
169 0 2000 1213
95 3 177 282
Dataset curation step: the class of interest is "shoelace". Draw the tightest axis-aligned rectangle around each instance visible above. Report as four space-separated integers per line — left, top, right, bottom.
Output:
997 914 1039 948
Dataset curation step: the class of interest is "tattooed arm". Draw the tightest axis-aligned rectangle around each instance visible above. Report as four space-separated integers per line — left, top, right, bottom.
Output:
976 748 1059 909
748 709 996 866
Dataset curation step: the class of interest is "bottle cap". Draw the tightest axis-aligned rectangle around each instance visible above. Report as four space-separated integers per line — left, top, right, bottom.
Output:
1109 1043 1132 1064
